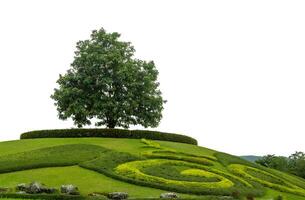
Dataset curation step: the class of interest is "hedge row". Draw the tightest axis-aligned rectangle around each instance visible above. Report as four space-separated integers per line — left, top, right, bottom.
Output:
142 150 214 166
20 129 198 145
0 144 108 173
228 164 305 197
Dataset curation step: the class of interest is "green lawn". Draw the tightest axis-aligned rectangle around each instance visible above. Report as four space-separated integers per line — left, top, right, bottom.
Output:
0 138 216 158
0 166 195 198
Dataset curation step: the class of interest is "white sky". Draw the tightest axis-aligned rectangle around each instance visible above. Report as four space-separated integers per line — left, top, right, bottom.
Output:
0 0 305 156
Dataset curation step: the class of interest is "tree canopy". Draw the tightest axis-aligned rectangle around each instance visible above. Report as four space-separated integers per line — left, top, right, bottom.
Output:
256 151 305 179
51 28 165 128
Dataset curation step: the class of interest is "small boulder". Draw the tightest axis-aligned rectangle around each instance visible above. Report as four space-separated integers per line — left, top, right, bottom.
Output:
27 182 44 194
61 184 80 195
160 192 179 199
16 183 28 192
42 187 57 194
107 192 128 200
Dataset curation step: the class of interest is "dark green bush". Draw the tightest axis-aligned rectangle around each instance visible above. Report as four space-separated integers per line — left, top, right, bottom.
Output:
20 129 197 145
274 195 284 200
0 144 108 173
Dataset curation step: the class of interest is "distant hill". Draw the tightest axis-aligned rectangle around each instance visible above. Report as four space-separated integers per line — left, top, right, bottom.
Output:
240 155 262 162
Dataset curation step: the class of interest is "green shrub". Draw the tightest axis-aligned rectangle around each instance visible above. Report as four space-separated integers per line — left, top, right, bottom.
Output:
246 194 254 200
274 195 284 200
141 164 219 182
112 159 257 196
20 129 198 145
142 150 215 166
228 164 305 196
0 144 108 173
231 190 241 199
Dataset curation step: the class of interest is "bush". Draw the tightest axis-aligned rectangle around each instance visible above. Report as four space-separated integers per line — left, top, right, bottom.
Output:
231 190 241 199
274 195 284 200
228 164 305 197
20 129 198 145
112 158 258 196
142 150 215 166
246 194 254 200
0 144 108 173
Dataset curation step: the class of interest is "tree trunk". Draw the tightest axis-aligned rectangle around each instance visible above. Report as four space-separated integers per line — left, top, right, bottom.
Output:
106 118 116 129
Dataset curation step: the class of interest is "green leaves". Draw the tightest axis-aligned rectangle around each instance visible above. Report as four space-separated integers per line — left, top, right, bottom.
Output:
51 28 165 128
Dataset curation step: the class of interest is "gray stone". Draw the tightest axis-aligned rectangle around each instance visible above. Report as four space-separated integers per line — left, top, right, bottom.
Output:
42 187 57 194
16 183 28 191
60 184 80 195
107 192 128 200
27 182 45 194
160 192 179 199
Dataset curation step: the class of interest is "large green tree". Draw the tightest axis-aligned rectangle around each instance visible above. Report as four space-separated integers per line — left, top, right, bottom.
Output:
51 28 165 128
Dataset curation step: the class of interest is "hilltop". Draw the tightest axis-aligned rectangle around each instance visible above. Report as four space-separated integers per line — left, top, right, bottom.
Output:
0 129 304 200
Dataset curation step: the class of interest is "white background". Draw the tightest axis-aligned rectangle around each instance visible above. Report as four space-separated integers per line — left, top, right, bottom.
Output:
0 0 305 156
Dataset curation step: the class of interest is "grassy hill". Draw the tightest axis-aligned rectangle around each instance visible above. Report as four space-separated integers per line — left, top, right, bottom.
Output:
0 129 304 200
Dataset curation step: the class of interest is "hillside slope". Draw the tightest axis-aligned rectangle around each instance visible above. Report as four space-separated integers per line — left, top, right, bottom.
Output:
0 130 304 200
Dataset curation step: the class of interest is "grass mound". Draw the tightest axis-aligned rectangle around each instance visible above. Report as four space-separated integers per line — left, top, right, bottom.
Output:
0 134 305 199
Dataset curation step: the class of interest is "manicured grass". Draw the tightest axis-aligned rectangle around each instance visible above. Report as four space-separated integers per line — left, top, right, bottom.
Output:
0 166 195 198
0 138 214 158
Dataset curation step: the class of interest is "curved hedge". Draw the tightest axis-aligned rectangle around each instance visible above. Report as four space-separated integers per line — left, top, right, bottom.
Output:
20 128 198 145
228 164 305 197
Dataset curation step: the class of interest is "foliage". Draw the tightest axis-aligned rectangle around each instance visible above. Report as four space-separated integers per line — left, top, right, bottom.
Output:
255 155 289 172
51 28 165 128
256 151 305 179
288 152 305 178
20 129 198 145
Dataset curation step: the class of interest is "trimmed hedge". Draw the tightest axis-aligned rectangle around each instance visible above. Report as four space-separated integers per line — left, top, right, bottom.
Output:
0 144 108 173
20 129 198 145
142 150 215 166
228 164 305 197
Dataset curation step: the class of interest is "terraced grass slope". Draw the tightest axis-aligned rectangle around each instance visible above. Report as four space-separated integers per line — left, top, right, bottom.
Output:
0 130 304 200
